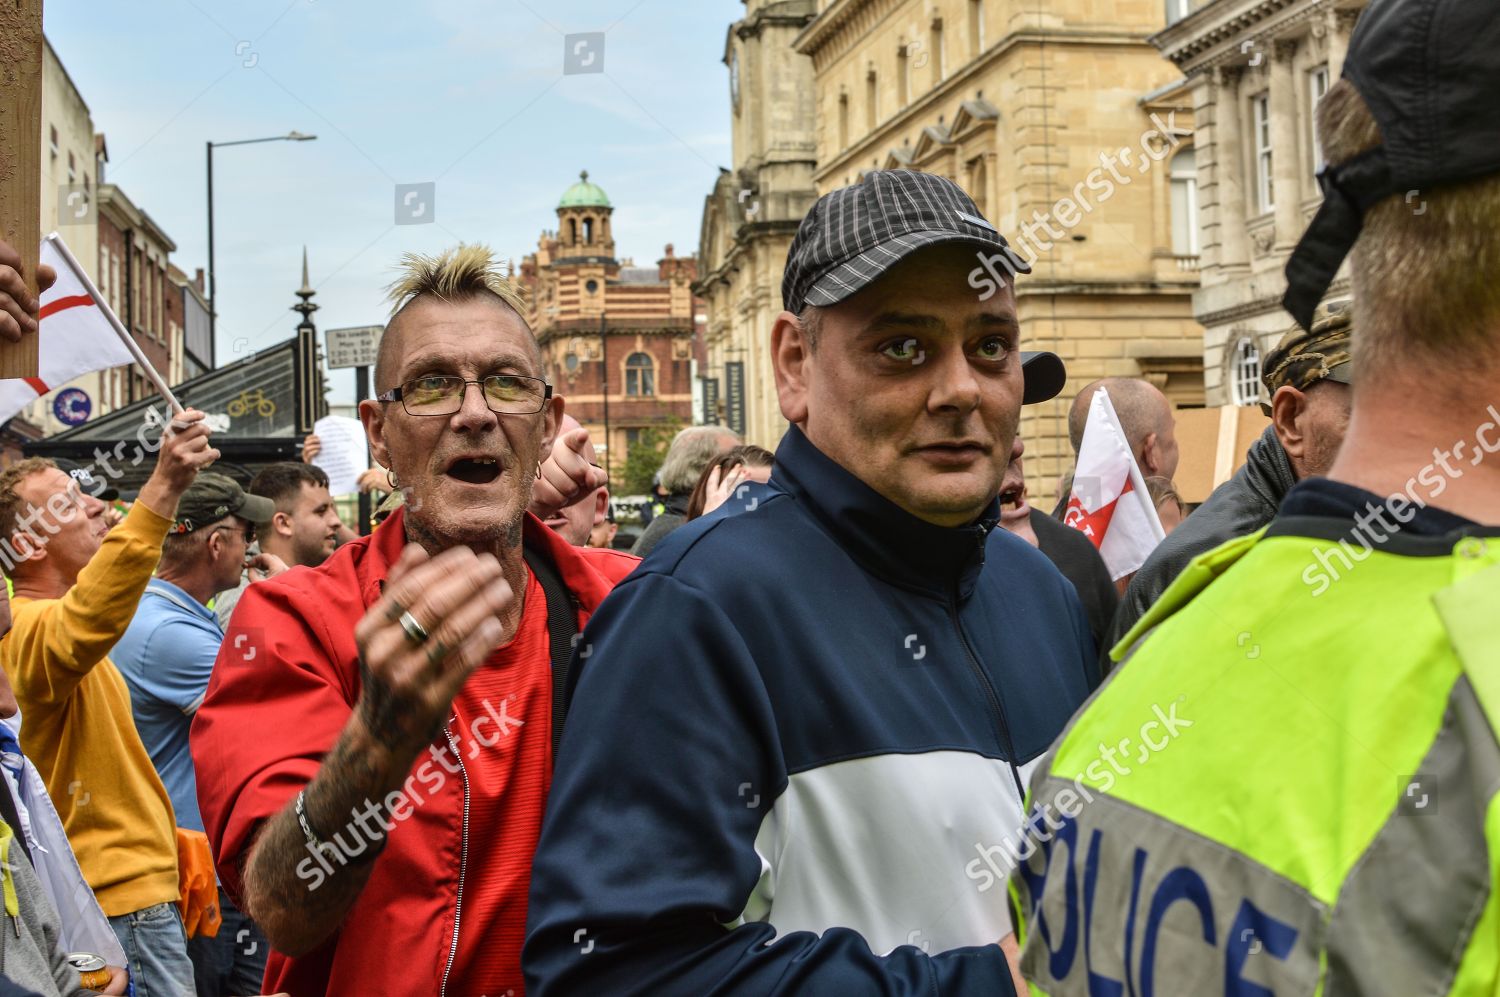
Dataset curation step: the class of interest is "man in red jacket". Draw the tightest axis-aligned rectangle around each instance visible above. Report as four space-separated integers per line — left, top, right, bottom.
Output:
191 243 634 997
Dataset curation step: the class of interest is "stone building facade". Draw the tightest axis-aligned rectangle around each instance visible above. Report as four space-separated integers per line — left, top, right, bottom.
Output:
698 0 1208 505
695 0 820 449
1153 0 1366 406
520 173 703 482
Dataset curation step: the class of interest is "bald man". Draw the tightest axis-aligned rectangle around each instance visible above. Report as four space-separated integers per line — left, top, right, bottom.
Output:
531 415 609 546
1052 377 1179 519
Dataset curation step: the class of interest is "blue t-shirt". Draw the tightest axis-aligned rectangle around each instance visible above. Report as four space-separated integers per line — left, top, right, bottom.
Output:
112 578 223 832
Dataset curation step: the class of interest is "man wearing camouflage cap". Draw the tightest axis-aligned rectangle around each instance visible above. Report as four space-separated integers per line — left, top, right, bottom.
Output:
1103 298 1353 652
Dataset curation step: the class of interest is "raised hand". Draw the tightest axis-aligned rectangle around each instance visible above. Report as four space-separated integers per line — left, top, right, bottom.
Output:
531 426 608 519
701 462 749 518
0 238 55 343
246 551 289 583
351 543 514 756
136 409 219 520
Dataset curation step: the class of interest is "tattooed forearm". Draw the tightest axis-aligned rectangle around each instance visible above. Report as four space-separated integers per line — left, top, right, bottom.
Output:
242 709 418 957
356 653 444 749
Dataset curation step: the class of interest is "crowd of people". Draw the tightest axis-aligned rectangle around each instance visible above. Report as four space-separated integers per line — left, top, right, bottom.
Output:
0 0 1491 992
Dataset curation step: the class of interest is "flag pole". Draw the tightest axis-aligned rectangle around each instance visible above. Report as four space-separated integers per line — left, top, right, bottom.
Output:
44 232 184 415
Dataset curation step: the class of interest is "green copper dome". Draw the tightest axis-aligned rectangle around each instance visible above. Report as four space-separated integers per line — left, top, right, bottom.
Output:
558 170 611 208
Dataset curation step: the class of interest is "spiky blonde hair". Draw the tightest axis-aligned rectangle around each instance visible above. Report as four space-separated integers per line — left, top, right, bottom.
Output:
385 243 526 316
378 243 533 391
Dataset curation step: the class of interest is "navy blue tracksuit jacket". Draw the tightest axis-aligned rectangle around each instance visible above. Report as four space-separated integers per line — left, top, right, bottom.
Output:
525 425 1098 994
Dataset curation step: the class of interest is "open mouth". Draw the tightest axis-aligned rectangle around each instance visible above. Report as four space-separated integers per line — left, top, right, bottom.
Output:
998 481 1029 520
445 456 502 485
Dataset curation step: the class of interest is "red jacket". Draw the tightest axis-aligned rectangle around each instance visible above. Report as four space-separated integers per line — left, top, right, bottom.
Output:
191 509 637 996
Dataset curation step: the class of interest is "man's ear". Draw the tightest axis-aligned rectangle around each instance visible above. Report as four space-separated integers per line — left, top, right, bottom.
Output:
358 398 390 471
592 487 609 524
1270 385 1309 462
771 310 811 426
1140 433 1161 477
541 394 563 461
272 510 294 539
9 530 46 566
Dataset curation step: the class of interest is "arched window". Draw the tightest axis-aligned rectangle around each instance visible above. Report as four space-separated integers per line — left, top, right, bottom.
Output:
568 218 578 244
583 217 595 243
967 156 989 217
625 352 655 397
1170 147 1199 257
1230 336 1261 407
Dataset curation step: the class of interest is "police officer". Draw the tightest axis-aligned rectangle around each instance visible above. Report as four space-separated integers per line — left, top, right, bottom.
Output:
1013 0 1500 991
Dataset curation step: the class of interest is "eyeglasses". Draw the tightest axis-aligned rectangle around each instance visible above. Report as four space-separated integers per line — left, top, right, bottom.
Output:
211 524 255 545
376 374 553 417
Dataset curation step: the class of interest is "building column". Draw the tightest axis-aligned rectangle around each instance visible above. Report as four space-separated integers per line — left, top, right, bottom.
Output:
1213 66 1250 271
1327 8 1354 79
1270 39 1303 249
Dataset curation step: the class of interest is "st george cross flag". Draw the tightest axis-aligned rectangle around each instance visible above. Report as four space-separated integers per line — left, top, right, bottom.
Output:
1062 386 1166 580
0 234 137 426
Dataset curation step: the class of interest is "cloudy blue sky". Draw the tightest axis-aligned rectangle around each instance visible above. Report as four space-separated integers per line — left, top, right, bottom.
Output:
44 0 742 402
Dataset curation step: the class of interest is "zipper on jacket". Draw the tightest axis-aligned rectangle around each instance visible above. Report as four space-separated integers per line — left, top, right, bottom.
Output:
948 529 1027 803
439 718 471 997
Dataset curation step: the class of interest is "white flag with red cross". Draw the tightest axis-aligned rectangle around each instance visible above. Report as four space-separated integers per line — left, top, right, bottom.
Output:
1062 386 1166 580
0 234 138 426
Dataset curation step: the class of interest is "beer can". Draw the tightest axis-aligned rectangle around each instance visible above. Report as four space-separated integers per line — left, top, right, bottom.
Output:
66 952 110 991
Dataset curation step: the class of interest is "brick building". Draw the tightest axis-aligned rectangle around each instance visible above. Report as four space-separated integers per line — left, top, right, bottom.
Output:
520 172 704 483
96 184 182 404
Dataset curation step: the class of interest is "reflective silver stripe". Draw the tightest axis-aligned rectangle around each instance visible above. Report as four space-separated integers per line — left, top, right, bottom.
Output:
1015 778 1326 995
1324 674 1497 995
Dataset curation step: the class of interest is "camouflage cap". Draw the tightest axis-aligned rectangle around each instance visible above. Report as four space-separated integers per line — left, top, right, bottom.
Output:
1259 297 1353 416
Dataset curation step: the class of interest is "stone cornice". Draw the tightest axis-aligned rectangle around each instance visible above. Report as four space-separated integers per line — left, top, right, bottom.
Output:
814 28 1153 183
736 0 817 45
1194 274 1349 326
794 0 893 62
1152 0 1358 75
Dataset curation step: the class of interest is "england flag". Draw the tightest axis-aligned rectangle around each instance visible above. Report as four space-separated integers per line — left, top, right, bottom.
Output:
1062 386 1166 580
0 233 137 426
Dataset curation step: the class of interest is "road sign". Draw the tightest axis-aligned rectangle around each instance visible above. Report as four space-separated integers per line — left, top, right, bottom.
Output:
54 387 91 426
325 325 384 370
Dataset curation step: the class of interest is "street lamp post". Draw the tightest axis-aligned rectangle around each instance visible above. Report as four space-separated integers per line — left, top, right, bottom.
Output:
206 131 316 345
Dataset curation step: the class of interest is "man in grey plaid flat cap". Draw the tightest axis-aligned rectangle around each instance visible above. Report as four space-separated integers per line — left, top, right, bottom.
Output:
525 169 1096 996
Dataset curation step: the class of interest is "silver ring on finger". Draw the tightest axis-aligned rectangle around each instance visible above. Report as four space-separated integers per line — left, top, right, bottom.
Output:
398 610 430 644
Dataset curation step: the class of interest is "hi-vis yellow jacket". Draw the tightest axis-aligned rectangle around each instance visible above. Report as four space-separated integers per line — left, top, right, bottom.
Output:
1012 519 1500 995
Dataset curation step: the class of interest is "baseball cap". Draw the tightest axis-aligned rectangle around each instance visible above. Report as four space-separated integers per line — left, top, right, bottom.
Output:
169 473 275 535
1259 298 1353 416
1021 351 1067 405
1284 0 1500 330
52 459 119 502
781 169 1030 315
